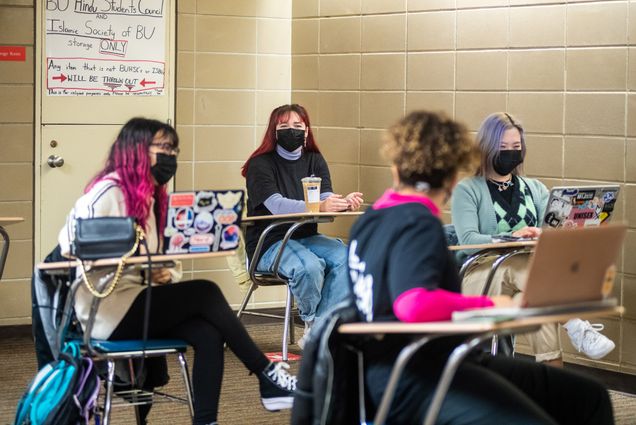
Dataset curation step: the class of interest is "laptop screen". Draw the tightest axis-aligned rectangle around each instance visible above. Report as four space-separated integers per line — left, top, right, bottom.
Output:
542 185 619 229
163 190 245 254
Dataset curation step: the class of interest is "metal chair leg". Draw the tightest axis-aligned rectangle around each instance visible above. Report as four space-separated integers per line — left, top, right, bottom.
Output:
103 359 116 425
0 226 9 281
423 333 494 425
282 285 293 361
373 336 434 425
490 335 499 355
237 281 257 319
287 286 295 345
177 352 195 418
128 359 144 425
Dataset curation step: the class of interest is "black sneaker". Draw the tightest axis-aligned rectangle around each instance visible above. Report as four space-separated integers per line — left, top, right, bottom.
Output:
258 362 297 411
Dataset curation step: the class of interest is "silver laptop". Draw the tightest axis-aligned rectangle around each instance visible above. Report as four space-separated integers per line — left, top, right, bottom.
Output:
543 185 620 229
452 224 626 322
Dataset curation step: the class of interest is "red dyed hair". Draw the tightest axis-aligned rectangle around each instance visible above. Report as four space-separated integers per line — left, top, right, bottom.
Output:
241 104 320 177
86 118 178 233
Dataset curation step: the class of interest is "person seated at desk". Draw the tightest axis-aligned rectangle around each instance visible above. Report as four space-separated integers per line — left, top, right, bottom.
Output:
242 104 363 348
347 111 613 424
451 112 615 365
58 118 296 425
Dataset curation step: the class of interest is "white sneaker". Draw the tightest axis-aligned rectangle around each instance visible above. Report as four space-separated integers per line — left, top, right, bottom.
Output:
564 318 615 360
297 321 313 350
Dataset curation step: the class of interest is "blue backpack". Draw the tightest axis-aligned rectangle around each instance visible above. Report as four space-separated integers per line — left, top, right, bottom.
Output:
14 342 100 425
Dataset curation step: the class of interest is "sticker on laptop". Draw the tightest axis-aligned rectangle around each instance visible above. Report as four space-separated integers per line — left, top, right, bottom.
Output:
168 233 188 253
220 225 240 249
217 191 243 210
194 211 214 233
195 191 217 212
174 208 195 230
169 192 195 208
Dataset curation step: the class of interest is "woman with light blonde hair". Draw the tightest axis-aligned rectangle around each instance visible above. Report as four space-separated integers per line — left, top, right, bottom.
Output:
452 112 615 365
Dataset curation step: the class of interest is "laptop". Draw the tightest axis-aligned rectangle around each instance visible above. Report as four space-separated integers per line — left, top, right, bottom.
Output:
543 185 620 229
452 224 626 322
163 190 245 254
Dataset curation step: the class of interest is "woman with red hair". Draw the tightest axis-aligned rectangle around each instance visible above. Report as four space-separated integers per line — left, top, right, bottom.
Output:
243 104 363 348
58 118 296 425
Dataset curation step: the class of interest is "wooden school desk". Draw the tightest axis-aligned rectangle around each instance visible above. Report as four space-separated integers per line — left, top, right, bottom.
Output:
37 250 237 272
339 305 623 425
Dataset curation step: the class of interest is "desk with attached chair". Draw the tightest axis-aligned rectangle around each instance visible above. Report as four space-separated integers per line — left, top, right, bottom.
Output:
449 239 537 355
338 305 623 425
238 211 362 361
37 250 235 425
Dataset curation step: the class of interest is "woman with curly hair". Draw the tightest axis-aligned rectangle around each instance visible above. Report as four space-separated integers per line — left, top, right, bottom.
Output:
347 111 613 424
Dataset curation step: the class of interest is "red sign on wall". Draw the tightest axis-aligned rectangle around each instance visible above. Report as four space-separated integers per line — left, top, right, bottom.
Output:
0 46 26 61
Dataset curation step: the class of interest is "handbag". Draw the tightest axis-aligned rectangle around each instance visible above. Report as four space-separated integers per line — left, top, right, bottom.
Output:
72 217 144 298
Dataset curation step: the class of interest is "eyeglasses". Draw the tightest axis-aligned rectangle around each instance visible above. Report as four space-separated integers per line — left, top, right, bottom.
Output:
150 142 180 156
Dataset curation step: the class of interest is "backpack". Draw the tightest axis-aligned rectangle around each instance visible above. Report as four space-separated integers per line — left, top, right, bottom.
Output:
291 301 371 425
14 342 100 425
32 245 80 369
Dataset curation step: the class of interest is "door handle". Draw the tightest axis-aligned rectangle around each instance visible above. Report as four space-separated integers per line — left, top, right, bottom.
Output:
47 155 65 168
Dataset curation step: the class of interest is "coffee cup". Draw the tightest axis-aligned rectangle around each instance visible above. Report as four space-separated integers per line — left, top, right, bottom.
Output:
301 176 321 213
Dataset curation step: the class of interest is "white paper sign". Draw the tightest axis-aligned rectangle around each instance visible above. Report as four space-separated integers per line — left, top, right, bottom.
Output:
45 0 167 96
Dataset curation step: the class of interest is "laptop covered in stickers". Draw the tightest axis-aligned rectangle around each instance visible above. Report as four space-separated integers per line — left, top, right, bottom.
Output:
542 185 620 229
163 190 245 254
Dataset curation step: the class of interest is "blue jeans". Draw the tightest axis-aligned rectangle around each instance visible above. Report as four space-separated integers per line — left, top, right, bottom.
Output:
257 234 350 324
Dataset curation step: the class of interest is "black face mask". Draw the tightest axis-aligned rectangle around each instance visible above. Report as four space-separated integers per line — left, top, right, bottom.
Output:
276 128 305 152
151 153 177 185
493 150 523 176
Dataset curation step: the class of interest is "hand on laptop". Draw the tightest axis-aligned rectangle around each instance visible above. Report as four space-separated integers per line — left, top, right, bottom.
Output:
490 295 517 308
512 226 542 239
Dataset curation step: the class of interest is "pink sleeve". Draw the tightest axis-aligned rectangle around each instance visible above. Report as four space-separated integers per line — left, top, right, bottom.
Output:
393 287 494 322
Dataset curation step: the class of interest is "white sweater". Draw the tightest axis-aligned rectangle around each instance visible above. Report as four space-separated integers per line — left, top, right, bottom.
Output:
58 173 162 339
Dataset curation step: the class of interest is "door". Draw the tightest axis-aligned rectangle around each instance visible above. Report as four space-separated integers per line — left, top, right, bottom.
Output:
36 1 176 259
39 125 119 255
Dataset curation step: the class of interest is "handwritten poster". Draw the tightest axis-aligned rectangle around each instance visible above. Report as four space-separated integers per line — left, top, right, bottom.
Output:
45 0 167 96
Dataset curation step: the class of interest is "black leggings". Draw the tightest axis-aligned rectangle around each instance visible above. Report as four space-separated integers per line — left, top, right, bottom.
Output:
365 343 613 425
109 280 270 424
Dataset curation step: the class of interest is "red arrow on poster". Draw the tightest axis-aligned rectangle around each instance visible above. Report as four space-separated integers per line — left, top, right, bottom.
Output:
140 79 156 87
52 74 67 82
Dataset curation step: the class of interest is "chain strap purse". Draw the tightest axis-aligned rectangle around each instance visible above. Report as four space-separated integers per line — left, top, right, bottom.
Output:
71 217 145 298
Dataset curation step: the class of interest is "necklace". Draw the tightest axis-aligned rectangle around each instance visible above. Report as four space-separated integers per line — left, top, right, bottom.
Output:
489 178 514 192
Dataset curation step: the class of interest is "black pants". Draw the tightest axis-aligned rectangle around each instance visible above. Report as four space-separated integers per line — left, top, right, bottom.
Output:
365 342 614 425
110 280 269 424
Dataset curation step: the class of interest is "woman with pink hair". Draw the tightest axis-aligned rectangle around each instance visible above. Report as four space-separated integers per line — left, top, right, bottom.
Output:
58 118 295 425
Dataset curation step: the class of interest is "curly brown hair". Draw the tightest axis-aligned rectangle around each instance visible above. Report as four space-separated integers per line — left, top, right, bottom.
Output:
382 111 479 189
